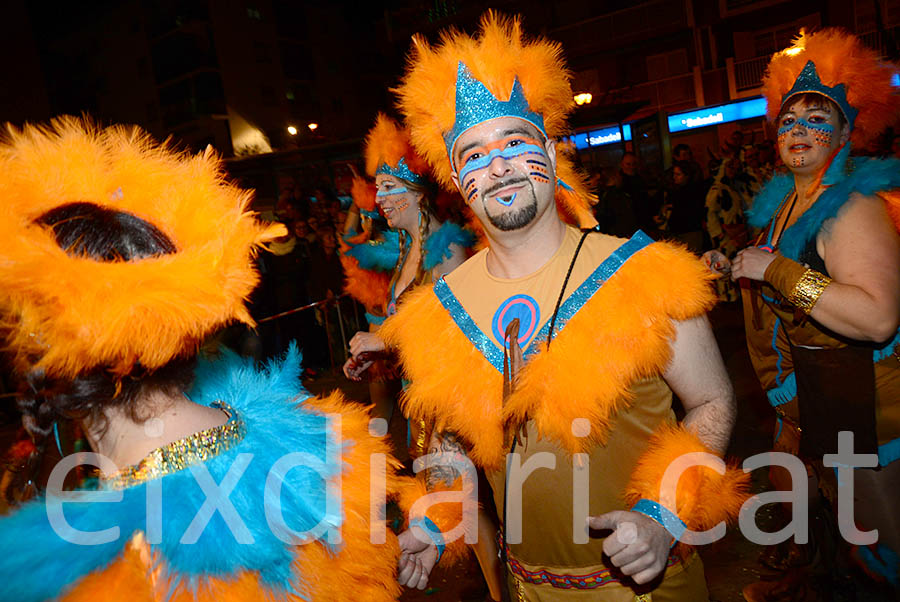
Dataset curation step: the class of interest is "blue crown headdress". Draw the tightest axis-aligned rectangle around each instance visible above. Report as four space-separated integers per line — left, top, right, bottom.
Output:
374 157 426 185
781 61 858 127
444 62 546 166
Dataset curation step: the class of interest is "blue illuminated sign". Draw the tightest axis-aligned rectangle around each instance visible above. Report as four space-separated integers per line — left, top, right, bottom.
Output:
667 97 767 133
565 124 632 149
892 72 900 87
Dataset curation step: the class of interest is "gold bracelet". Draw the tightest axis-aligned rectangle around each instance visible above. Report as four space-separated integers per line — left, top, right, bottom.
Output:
787 268 832 314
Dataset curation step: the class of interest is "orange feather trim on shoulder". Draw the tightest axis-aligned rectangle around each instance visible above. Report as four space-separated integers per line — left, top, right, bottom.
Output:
382 240 716 470
63 392 406 602
624 424 750 544
504 242 716 458
380 285 505 469
340 254 391 313
364 114 429 179
351 176 377 213
396 476 473 565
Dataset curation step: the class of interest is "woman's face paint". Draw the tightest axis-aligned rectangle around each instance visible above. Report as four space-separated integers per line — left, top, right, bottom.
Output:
776 97 845 175
375 174 419 230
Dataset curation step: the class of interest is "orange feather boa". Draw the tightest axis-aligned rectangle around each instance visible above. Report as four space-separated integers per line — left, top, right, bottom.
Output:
380 240 717 471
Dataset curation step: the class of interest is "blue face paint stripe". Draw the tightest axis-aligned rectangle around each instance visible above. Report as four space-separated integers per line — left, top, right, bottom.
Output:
778 117 835 137
433 279 505 373
457 143 547 184
526 159 547 167
376 186 409 197
524 231 654 356
496 192 516 207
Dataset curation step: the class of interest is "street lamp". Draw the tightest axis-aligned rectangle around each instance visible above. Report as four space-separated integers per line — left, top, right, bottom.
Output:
287 126 298 136
308 123 319 132
574 92 593 106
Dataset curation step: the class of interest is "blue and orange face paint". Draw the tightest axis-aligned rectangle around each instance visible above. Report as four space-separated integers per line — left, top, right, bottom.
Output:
777 117 835 148
456 134 549 204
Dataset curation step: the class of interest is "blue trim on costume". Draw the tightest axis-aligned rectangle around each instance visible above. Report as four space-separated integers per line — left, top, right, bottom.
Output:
879 437 900 467
365 312 386 326
360 208 381 219
423 222 476 273
857 543 900 586
874 330 900 363
0 345 343 600
525 230 653 357
433 278 505 373
432 231 653 372
375 157 425 185
781 61 858 127
747 154 900 261
445 62 546 166
409 516 445 562
631 499 687 545
767 372 796 407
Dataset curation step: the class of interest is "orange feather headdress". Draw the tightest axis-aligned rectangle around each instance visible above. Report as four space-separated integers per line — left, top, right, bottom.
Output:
394 11 596 225
363 113 430 184
762 28 900 149
0 117 284 380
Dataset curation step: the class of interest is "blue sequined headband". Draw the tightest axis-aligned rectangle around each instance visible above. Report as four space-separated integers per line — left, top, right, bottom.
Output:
374 156 427 185
780 61 858 128
444 62 547 168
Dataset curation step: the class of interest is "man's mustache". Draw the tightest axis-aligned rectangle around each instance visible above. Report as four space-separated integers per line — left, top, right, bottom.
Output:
482 177 531 198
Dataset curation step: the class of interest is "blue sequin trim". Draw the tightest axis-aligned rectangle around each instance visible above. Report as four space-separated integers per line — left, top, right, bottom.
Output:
631 499 686 544
433 278 505 372
365 312 385 326
375 157 426 185
432 231 653 372
525 230 653 358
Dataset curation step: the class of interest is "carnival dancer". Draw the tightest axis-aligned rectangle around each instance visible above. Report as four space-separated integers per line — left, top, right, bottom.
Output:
0 118 408 601
339 115 507 601
705 29 900 599
382 12 748 601
342 114 473 450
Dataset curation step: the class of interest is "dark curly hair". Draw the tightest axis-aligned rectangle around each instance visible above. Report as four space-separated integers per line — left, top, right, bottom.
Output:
11 203 196 492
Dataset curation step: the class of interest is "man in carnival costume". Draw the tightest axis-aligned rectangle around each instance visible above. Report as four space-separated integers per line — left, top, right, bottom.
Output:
706 29 900 599
0 118 412 601
380 12 748 601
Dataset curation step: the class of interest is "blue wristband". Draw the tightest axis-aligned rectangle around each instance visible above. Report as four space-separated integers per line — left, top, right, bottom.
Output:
631 499 687 547
409 516 445 562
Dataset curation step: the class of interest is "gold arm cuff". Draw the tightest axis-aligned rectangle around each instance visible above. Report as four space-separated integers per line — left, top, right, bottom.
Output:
787 269 832 314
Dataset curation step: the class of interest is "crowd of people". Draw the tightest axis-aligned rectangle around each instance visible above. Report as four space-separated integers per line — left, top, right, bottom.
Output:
0 12 899 602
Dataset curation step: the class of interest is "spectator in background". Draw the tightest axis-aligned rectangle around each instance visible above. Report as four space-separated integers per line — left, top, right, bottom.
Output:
705 157 748 301
306 226 346 371
599 152 654 237
662 160 706 253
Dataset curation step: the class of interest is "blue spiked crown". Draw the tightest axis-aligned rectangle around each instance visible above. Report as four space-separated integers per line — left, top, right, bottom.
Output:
374 157 427 185
780 61 858 128
444 62 547 167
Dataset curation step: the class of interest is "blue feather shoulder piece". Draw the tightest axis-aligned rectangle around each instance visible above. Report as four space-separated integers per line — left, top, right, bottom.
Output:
0 344 344 600
345 230 401 271
423 222 475 272
748 154 900 260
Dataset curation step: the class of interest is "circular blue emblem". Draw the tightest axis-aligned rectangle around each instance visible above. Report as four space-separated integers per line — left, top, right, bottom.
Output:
492 294 540 348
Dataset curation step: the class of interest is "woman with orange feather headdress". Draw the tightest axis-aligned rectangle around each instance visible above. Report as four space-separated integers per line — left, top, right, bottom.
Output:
0 117 412 601
703 29 900 599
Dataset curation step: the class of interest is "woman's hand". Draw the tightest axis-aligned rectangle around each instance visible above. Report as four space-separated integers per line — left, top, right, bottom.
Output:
342 356 374 381
701 250 732 277
731 247 776 282
349 331 386 357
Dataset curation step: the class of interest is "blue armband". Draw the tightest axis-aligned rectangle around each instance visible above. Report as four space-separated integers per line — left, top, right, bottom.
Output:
409 516 445 562
631 499 687 548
